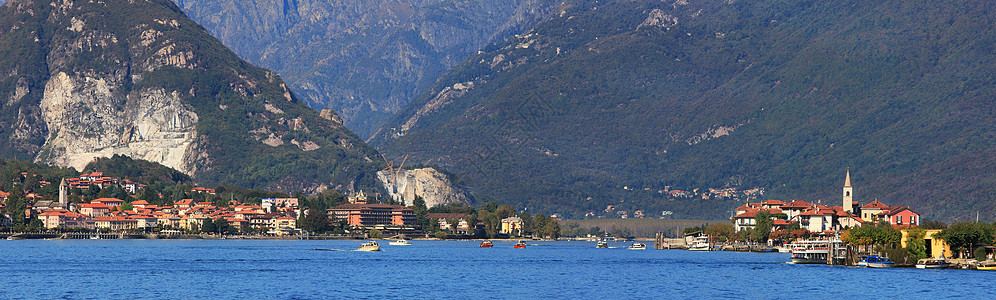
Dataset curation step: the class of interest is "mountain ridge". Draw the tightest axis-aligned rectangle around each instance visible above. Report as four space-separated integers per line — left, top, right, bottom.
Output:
0 0 384 194
371 0 996 221
175 0 562 138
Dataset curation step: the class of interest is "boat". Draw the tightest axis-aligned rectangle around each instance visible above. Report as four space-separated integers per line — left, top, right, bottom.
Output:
480 241 494 248
777 244 793 253
789 240 845 264
389 240 411 246
628 243 647 250
596 241 608 248
357 241 381 252
513 241 527 249
915 257 951 269
976 261 996 270
857 256 869 267
860 255 895 268
688 236 710 251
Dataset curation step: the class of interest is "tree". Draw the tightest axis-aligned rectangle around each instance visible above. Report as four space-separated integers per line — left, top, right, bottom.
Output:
905 229 928 261
300 208 332 233
200 218 216 234
495 205 516 220
935 222 995 258
368 228 382 239
214 218 233 233
921 220 947 230
751 211 773 243
119 202 134 212
704 223 734 241
542 220 561 239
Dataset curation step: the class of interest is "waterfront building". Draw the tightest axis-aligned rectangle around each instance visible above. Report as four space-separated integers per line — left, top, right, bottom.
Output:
900 229 952 258
327 203 416 227
427 213 471 234
500 217 523 235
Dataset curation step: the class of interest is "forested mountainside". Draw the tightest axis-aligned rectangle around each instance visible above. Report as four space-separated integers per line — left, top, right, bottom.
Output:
0 0 384 194
175 0 562 138
372 0 996 221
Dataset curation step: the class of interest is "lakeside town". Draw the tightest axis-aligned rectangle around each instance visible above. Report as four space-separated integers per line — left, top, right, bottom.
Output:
2 164 995 270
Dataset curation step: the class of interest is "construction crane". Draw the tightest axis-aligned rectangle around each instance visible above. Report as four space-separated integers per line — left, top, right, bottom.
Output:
380 154 409 182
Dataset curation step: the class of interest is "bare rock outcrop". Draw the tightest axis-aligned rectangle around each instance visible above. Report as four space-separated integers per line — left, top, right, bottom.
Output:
378 167 472 208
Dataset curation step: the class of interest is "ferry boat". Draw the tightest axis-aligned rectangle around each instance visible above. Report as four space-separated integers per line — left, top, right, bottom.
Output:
389 240 411 246
688 236 710 251
513 241 527 249
628 243 647 250
480 241 494 248
357 241 381 252
789 240 845 264
596 241 608 248
915 257 951 269
859 255 895 268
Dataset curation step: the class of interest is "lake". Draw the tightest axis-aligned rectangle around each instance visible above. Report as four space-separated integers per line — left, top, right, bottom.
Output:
1 239 992 299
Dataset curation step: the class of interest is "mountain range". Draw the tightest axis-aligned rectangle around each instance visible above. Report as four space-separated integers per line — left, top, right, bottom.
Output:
0 0 384 193
371 0 996 221
175 0 561 138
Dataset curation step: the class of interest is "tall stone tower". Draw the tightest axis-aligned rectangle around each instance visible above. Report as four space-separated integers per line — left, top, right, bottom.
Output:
59 178 68 209
842 169 854 213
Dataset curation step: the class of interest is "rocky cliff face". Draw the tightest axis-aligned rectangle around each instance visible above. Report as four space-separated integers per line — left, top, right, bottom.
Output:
175 0 560 138
0 0 384 193
378 167 471 208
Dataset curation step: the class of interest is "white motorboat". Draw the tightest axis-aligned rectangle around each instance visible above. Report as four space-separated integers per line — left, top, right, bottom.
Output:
389 240 411 246
357 241 381 252
596 241 608 248
628 243 647 250
915 257 950 269
688 236 710 251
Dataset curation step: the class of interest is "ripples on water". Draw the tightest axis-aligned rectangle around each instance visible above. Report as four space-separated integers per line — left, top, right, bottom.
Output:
0 239 992 298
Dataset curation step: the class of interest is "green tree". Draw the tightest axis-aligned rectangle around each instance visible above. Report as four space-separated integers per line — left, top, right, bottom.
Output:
495 205 516 220
369 228 382 239
214 218 233 233
751 211 773 243
119 202 134 212
704 223 735 242
201 218 216 234
935 222 995 258
542 220 561 239
905 229 928 261
299 208 332 233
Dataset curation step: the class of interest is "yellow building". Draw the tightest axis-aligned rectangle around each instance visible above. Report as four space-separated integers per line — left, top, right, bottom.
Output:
500 217 523 236
901 229 952 258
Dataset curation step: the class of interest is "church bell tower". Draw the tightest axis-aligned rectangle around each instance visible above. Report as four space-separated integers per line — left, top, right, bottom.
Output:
843 169 854 213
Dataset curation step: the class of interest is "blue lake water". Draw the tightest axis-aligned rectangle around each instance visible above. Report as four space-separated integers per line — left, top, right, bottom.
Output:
1 239 992 299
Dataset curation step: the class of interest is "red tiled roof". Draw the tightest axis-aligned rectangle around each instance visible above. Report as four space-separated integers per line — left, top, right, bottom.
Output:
861 200 890 209
779 200 812 209
93 198 124 203
81 203 110 209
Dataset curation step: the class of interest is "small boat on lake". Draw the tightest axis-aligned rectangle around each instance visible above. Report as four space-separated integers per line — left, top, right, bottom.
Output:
628 243 647 250
480 241 493 248
357 241 381 252
513 241 527 249
596 241 608 248
860 255 895 268
915 257 951 269
389 240 411 246
976 261 996 270
688 237 710 251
